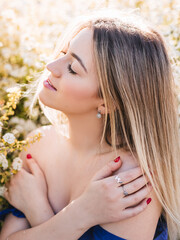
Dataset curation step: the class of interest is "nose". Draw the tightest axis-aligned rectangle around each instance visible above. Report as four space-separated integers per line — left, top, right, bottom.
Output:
46 58 62 78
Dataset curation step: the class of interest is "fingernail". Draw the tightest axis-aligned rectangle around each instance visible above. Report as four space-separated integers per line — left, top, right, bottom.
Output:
27 154 32 159
146 198 152 205
114 156 120 162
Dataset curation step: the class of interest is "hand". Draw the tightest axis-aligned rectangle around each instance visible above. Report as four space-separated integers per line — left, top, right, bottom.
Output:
4 154 50 218
78 156 152 226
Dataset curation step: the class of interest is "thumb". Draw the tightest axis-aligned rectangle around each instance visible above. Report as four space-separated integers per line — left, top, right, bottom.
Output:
26 155 42 176
92 156 122 181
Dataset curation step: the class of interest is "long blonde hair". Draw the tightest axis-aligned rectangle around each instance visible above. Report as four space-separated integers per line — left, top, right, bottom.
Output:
33 9 180 239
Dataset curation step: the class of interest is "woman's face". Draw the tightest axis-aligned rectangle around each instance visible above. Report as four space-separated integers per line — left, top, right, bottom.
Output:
39 28 102 115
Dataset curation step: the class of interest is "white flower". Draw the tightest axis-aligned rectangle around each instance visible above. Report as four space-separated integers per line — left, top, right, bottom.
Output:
6 86 21 93
4 63 12 73
12 157 23 171
1 47 11 59
3 133 16 144
25 120 36 132
15 125 24 134
0 186 7 197
0 153 8 170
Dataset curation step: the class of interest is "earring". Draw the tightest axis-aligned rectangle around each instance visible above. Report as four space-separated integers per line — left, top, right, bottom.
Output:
96 110 102 119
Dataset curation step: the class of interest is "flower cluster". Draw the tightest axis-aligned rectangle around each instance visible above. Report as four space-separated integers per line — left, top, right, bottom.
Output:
0 90 42 225
0 90 42 186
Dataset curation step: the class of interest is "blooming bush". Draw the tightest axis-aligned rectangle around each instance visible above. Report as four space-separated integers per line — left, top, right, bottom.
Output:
0 0 179 229
0 90 42 221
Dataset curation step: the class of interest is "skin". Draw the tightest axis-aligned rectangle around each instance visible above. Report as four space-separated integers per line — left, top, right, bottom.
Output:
0 28 162 240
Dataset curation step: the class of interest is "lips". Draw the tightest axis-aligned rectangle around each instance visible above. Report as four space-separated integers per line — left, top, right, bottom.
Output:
43 78 57 91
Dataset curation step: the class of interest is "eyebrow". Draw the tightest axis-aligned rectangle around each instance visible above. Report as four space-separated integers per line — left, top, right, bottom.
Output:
70 52 88 73
67 41 88 73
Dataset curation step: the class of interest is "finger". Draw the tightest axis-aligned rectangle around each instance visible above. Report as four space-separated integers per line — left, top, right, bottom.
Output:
122 198 151 219
3 188 9 201
26 157 43 176
120 175 149 195
92 156 122 181
122 183 152 207
110 167 144 186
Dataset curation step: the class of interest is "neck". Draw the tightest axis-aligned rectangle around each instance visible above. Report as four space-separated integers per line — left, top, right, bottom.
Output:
66 111 111 156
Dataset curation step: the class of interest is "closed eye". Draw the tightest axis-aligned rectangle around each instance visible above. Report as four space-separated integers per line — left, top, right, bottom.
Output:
68 64 77 75
60 51 77 75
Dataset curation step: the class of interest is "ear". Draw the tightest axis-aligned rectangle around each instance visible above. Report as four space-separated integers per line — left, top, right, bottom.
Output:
97 99 116 115
97 99 108 115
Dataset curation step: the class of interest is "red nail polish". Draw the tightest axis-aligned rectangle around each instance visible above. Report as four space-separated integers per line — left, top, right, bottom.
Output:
114 156 120 162
27 154 32 159
146 198 152 205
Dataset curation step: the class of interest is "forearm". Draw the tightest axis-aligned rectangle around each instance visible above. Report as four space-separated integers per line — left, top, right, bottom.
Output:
24 198 55 227
8 198 91 240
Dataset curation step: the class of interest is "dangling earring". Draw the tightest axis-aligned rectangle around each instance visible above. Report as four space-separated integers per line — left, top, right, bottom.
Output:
96 110 102 119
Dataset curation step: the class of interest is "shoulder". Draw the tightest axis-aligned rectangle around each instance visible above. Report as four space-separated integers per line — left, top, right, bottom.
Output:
101 149 162 239
19 125 64 170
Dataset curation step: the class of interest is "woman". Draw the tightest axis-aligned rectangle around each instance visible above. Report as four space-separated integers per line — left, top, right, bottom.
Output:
1 9 180 239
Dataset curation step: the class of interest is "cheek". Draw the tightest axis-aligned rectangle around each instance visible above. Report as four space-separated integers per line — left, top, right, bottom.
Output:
61 79 98 100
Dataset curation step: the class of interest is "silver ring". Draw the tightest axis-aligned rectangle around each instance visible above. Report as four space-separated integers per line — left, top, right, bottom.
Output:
122 185 128 197
115 175 123 186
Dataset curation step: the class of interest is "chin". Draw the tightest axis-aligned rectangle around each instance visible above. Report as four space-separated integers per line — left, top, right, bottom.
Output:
38 91 62 112
38 90 54 108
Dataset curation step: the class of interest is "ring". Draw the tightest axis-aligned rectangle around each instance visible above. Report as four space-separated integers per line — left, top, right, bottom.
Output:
115 175 123 186
122 185 129 197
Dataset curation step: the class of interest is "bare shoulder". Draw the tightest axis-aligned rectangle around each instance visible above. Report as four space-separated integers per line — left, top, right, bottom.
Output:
19 125 64 170
101 149 162 240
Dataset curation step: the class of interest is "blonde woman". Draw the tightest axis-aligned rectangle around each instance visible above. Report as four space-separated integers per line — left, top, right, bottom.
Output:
1 9 180 240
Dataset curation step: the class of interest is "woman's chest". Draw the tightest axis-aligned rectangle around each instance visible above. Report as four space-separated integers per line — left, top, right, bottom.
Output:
43 153 107 214
43 154 71 214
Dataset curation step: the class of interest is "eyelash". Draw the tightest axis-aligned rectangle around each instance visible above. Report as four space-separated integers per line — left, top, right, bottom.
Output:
60 51 77 75
68 64 77 75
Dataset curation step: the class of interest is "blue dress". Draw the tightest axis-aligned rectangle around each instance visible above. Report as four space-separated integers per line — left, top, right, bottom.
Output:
0 208 168 239
78 215 168 240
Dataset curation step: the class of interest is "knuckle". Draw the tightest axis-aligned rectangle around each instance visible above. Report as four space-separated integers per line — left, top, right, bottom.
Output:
133 195 140 203
102 181 110 190
106 193 114 202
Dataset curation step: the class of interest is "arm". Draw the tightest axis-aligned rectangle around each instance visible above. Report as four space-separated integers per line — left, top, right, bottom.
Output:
1 157 152 240
0 199 91 240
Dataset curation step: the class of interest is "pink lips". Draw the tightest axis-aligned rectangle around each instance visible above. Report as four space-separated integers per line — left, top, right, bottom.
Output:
43 79 57 91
